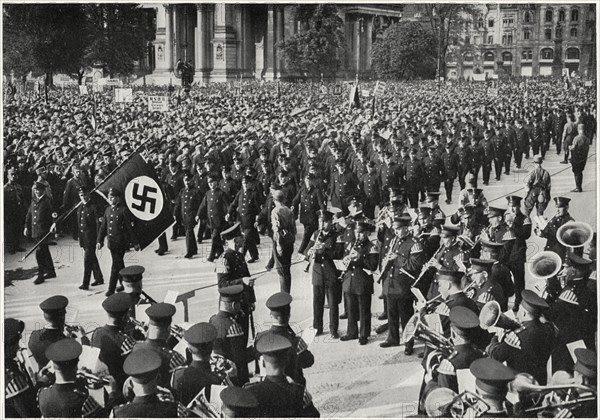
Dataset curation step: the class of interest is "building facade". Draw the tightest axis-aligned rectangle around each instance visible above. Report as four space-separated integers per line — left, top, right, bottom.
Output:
141 3 403 83
445 4 596 79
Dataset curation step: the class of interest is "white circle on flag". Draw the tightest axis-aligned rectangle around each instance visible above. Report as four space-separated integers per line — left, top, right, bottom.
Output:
124 176 163 221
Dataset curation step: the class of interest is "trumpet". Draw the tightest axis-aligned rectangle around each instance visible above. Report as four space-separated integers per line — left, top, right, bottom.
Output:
77 370 110 386
127 317 185 339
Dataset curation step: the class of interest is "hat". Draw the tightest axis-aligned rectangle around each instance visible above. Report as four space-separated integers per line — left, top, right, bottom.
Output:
120 265 145 283
437 270 464 284
145 302 176 326
470 358 516 394
207 173 220 182
470 258 495 273
266 292 293 311
418 207 432 218
107 187 122 197
355 220 374 232
5 318 25 344
255 331 293 356
34 181 46 190
184 322 218 345
480 239 504 254
392 216 412 226
46 338 82 364
426 192 441 202
565 251 593 271
123 348 162 377
220 387 259 413
487 207 506 218
390 190 404 203
574 348 597 378
449 306 480 332
221 223 242 241
520 289 549 315
441 225 460 237
467 188 483 197
467 174 477 186
533 155 543 164
554 197 571 207
319 210 334 221
506 196 523 206
219 285 244 302
40 295 68 313
102 292 133 313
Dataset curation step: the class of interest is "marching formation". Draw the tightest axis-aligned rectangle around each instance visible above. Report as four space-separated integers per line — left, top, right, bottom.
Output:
3 76 597 418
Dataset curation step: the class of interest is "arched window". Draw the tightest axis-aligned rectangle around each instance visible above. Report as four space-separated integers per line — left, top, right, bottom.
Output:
556 27 562 38
566 48 580 59
524 12 531 23
540 48 554 60
571 8 579 21
559 10 565 22
502 52 513 62
570 27 578 37
483 51 495 61
546 10 553 22
544 28 552 40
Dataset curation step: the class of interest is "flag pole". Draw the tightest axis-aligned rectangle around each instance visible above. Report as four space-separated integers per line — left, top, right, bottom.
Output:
20 135 158 262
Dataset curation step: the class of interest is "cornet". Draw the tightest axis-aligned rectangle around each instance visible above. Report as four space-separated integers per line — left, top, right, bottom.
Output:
77 370 110 386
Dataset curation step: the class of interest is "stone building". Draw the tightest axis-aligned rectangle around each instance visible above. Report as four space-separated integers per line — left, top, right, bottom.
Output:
141 3 403 83
445 4 596 79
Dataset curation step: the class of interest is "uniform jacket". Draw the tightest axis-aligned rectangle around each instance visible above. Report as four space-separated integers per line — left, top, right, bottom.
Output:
90 324 135 391
403 159 425 192
112 394 178 418
175 186 201 227
38 382 103 417
170 360 223 406
197 188 230 230
243 375 316 418
77 200 102 248
382 235 426 296
540 212 575 259
342 239 378 295
307 229 341 287
229 188 262 229
97 203 136 250
25 194 54 238
291 185 326 226
28 327 66 368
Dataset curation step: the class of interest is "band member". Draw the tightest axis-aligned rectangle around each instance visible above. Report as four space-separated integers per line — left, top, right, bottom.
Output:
523 155 551 216
468 358 516 417
77 187 104 289
505 196 531 311
537 196 575 260
479 240 514 302
340 221 379 345
487 290 555 385
465 259 507 312
425 192 445 222
25 180 56 284
480 207 515 265
220 386 260 417
566 348 598 418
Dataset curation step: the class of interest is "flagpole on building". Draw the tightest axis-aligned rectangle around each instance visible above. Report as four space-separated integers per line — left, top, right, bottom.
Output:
20 135 158 262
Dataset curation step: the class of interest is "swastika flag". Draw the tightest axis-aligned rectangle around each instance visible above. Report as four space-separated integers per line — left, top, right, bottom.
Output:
98 153 174 250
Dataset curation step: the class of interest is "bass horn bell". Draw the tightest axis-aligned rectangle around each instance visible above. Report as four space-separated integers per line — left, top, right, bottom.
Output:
528 251 563 279
557 221 594 249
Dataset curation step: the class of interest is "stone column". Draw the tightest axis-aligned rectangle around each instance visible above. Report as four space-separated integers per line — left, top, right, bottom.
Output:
195 4 210 81
366 16 374 71
164 4 173 72
264 5 276 80
211 3 238 81
274 5 285 78
172 5 178 64
355 17 362 74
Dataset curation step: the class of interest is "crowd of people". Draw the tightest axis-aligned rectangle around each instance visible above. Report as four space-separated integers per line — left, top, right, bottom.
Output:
3 76 598 417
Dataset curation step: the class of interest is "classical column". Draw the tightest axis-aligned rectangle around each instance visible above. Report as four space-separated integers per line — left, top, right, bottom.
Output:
365 16 373 71
264 4 276 80
211 3 238 81
172 5 178 64
195 4 209 80
355 17 362 74
274 5 285 78
164 4 173 72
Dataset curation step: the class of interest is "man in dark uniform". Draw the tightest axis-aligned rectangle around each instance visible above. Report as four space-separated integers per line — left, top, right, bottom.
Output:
487 290 555 385
197 174 230 262
62 163 90 240
292 173 326 256
465 258 508 312
77 187 104 290
403 149 425 209
480 130 495 185
491 124 508 181
505 196 531 311
423 146 444 193
97 188 139 297
244 332 319 418
228 175 262 263
514 119 530 169
174 172 201 258
570 123 590 192
468 136 483 187
91 293 136 397
219 166 240 200
565 348 598 418
25 181 56 284
4 167 26 254
329 159 359 214
530 118 543 157
5 318 39 417
537 196 575 260
37 338 111 417
111 349 179 417
467 358 516 417
165 158 185 239
441 141 458 204
479 240 514 302
455 136 471 191
305 210 342 338
220 386 260 417
359 161 381 218
480 206 515 264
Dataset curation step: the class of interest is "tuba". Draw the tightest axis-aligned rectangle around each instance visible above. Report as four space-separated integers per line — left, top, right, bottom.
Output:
528 251 563 279
425 388 491 418
557 221 594 250
402 311 454 356
479 300 522 331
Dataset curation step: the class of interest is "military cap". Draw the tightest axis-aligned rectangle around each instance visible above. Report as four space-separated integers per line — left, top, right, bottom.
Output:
184 322 217 345
355 220 374 232
467 188 483 198
78 185 92 195
123 348 162 377
441 225 460 237
533 155 543 164
390 190 404 203
458 205 475 217
574 348 597 378
487 206 506 218
183 171 193 180
470 358 516 394
221 223 242 241
392 215 412 226
425 192 441 202
102 292 132 313
107 187 122 197
506 196 523 206
565 251 593 271
145 302 176 326
120 265 145 283
418 207 432 217
449 306 480 332
46 338 82 364
270 182 282 191
242 174 253 183
219 285 244 302
437 270 464 284
5 318 25 344
467 174 477 186
469 258 494 272
207 173 220 182
480 239 504 253
554 196 571 207
409 148 418 155
33 181 46 190
521 289 549 315
255 331 293 355
40 295 68 313
266 292 293 311
318 209 334 221
220 387 259 413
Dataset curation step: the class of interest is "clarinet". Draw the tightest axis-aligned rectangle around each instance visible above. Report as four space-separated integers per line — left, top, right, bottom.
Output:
305 228 323 271
339 239 359 279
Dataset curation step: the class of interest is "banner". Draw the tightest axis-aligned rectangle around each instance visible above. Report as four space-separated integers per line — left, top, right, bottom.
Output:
348 83 360 109
333 84 342 96
105 78 121 86
487 88 498 97
373 81 386 97
148 96 169 112
472 74 487 82
79 85 89 96
97 153 175 250
115 88 133 103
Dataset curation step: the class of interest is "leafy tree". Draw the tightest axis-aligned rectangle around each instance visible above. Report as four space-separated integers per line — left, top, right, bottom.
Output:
278 5 345 77
371 21 436 80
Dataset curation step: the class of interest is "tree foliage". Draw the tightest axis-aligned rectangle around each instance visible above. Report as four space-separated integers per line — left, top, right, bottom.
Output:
371 21 436 80
278 5 345 77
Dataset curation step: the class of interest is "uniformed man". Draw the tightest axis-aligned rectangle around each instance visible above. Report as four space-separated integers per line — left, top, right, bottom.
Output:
514 119 530 169
566 348 598 418
340 221 379 345
228 175 262 262
244 332 320 417
465 258 508 312
62 163 91 240
220 386 260 418
403 149 425 209
468 358 516 417
291 173 326 256
480 206 515 265
505 196 531 311
468 136 483 187
164 158 185 239
174 171 201 258
210 285 252 385
90 292 136 396
441 141 459 204
455 136 471 191
197 174 230 262
111 349 179 418
97 188 139 297
329 158 359 214
487 290 555 385
38 338 113 417
25 181 56 284
426 192 446 222
423 146 444 193
523 155 551 216
4 167 26 254
359 161 381 218
170 322 232 406
5 318 39 417
77 187 104 290
480 130 495 185
537 196 575 260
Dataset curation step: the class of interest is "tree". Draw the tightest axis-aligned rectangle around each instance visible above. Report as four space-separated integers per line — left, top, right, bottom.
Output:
371 21 436 80
278 5 345 77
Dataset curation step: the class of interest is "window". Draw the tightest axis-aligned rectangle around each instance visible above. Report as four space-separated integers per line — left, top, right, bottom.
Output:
524 12 531 23
478 18 484 28
487 35 494 44
559 10 565 22
556 27 562 39
503 17 514 26
488 19 494 28
522 50 532 60
571 8 579 21
484 51 495 61
523 31 531 40
566 48 580 59
502 52 513 62
546 10 553 22
545 28 552 40
541 48 554 60
571 27 578 37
